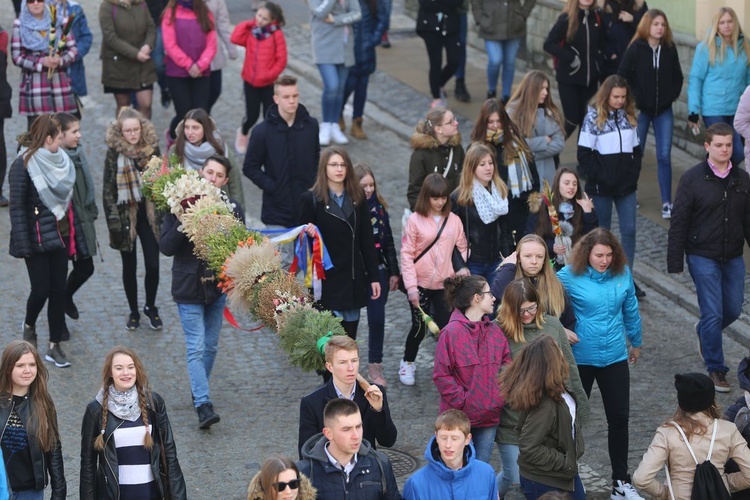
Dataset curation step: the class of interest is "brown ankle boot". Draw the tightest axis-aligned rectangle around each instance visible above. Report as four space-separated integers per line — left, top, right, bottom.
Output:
338 114 345 132
351 117 367 140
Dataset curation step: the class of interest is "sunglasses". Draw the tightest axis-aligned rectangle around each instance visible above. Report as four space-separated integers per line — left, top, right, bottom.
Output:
27 0 45 4
273 479 300 492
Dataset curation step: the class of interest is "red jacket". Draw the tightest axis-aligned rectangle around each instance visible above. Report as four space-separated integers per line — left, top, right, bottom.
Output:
433 309 511 428
230 20 287 87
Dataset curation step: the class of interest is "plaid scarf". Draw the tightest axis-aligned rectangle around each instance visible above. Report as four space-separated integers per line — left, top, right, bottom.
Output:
116 154 142 205
251 23 278 40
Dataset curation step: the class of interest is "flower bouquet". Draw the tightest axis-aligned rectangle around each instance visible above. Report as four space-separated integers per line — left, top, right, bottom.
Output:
141 155 186 212
541 180 572 266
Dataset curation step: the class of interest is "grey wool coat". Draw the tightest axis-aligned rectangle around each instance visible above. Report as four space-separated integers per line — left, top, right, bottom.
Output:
309 0 362 66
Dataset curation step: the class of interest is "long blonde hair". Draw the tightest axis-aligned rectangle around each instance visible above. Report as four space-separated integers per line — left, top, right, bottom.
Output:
704 7 750 66
454 142 508 206
507 71 565 137
592 75 637 128
513 234 567 318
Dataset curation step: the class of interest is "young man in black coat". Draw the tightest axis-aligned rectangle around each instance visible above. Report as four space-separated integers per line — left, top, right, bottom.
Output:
298 335 397 458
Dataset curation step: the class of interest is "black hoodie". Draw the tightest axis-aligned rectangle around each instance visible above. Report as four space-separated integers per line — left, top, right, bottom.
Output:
619 38 684 117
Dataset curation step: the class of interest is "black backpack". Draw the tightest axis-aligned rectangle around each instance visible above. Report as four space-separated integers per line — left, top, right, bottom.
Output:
667 420 732 500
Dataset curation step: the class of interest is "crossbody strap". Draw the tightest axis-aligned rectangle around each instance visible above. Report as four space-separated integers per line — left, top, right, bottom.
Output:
414 216 448 264
442 148 454 178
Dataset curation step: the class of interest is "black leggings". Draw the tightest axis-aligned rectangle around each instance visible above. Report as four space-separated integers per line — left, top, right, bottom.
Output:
120 205 160 314
166 75 211 139
25 248 68 343
207 69 222 114
578 360 631 483
419 32 461 99
241 82 274 135
403 287 450 362
66 257 95 303
557 81 598 138
0 117 6 195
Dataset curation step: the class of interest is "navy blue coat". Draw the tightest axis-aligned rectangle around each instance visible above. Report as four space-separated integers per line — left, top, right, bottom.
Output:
350 0 389 76
62 1 93 97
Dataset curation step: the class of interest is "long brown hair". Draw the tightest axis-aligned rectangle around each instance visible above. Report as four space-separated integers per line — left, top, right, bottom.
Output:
592 75 637 128
93 347 154 452
165 0 214 32
0 341 58 453
512 234 567 318
569 227 628 275
533 168 586 245
704 7 750 66
664 405 722 441
19 115 61 167
354 163 388 209
310 147 363 206
562 0 597 43
255 456 300 500
173 108 225 161
499 334 569 411
630 9 673 47
498 278 545 343
470 99 530 165
454 142 508 206
414 173 451 217
507 70 565 137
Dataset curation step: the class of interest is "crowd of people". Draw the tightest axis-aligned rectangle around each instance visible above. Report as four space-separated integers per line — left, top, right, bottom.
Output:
2 0 750 498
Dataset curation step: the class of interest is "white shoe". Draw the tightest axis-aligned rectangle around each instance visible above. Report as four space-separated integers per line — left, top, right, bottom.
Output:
235 127 250 155
319 122 331 146
399 360 415 386
611 480 644 500
330 122 349 144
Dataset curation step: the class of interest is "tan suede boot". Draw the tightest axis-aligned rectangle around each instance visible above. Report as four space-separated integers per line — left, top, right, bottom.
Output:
351 117 367 140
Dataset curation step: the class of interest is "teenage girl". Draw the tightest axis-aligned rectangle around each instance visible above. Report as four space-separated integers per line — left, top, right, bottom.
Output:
355 164 399 387
399 173 468 386
0 340 66 499
231 2 287 154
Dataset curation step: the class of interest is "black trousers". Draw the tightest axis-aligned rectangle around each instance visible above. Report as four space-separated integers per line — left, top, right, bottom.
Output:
557 81 598 138
25 247 68 343
403 287 449 362
241 82 274 135
419 32 461 99
578 360 631 483
66 256 95 302
207 69 222 114
166 75 211 139
0 117 6 195
120 204 160 314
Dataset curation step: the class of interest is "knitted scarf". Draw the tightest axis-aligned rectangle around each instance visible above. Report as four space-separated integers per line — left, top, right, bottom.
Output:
96 385 141 422
182 136 225 170
116 155 142 205
251 23 279 40
472 179 508 224
19 1 52 52
22 146 75 221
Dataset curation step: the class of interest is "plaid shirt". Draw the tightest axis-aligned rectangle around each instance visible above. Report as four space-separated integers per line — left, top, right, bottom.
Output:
11 18 78 116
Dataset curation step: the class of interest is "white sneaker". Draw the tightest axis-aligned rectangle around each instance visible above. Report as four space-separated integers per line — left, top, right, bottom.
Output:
319 122 331 146
398 360 415 386
661 202 672 219
235 127 250 155
330 122 349 145
611 480 644 500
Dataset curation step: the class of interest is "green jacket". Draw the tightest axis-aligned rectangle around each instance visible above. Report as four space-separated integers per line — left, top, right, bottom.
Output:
496 315 589 445
66 145 98 257
517 393 585 491
470 0 536 41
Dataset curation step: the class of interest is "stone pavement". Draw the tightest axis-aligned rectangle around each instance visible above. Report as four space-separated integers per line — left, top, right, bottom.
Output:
0 0 749 499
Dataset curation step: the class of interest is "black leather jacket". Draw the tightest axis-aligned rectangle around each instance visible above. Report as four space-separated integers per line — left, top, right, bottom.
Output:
0 394 66 499
451 193 513 265
79 391 186 500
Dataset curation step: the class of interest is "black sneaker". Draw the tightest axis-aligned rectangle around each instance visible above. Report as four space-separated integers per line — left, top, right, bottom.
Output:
45 343 71 368
197 403 220 429
161 89 171 109
143 306 162 330
66 299 79 320
634 282 646 298
22 323 37 349
127 312 140 331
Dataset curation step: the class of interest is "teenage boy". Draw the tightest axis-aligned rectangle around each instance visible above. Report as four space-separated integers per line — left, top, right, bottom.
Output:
298 399 401 500
159 155 245 429
403 409 498 499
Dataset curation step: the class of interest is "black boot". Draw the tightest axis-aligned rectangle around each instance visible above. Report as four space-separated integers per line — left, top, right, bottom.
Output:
197 403 220 429
340 320 360 341
454 78 471 103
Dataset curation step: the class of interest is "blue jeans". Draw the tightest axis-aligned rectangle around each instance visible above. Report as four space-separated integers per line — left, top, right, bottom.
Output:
467 258 502 284
484 37 522 99
497 443 520 497
592 191 637 268
343 71 369 119
521 474 586 500
366 267 390 363
318 64 349 123
177 295 227 407
455 13 468 79
12 491 44 500
637 108 674 204
703 115 745 167
470 425 497 463
687 254 745 374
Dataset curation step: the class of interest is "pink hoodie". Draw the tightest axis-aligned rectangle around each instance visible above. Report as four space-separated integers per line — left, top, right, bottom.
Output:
400 212 468 294
161 5 217 76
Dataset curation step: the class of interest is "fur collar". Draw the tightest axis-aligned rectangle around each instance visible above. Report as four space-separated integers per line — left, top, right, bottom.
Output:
527 191 543 214
410 131 462 150
246 472 317 500
105 117 159 156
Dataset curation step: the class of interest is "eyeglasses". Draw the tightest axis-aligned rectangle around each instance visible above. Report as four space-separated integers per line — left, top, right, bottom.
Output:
441 117 458 126
327 163 347 169
273 479 301 492
520 304 538 315
478 290 493 297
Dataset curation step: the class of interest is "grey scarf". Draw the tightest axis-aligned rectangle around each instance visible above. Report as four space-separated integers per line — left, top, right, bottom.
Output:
183 136 226 171
96 385 142 422
22 146 75 221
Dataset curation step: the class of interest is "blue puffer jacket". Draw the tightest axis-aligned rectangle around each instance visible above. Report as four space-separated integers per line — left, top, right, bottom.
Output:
350 0 389 76
55 0 93 97
403 438 497 500
557 265 642 367
688 36 750 117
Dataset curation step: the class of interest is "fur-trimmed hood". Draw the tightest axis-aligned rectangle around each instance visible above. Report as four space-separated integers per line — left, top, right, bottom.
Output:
246 471 317 500
527 191 544 215
105 116 159 156
410 131 462 151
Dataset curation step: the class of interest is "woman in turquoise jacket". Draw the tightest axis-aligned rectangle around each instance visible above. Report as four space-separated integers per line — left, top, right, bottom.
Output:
557 227 643 499
687 6 750 166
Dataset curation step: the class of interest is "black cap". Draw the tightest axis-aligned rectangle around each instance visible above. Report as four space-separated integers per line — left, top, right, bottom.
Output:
674 373 715 412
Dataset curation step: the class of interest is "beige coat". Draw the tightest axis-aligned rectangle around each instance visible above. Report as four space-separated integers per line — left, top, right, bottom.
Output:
633 415 750 500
